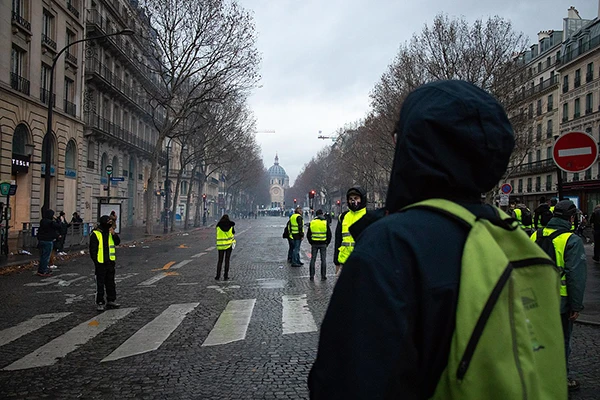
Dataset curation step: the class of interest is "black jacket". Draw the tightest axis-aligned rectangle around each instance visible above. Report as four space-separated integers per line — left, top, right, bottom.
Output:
308 81 515 399
216 219 236 235
37 210 61 242
89 227 121 265
307 215 332 245
333 186 367 265
287 213 304 240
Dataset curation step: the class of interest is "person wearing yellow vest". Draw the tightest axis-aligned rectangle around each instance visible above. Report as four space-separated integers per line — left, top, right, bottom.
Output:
89 215 121 312
215 214 235 280
531 199 587 391
333 186 367 275
288 207 304 267
307 209 332 281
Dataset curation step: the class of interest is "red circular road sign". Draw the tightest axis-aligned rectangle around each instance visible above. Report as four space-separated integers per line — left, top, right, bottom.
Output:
553 131 598 173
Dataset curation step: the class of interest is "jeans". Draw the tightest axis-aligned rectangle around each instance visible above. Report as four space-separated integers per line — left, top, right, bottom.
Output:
287 238 294 262
37 241 54 274
309 244 327 278
561 312 573 376
216 247 232 279
292 239 302 265
95 262 116 304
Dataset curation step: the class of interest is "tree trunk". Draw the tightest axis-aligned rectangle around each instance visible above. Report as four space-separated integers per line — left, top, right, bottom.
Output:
170 168 183 232
184 165 197 230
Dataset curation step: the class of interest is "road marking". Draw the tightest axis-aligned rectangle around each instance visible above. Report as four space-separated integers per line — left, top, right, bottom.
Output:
171 260 192 269
178 244 188 248
202 299 256 346
153 261 176 271
282 294 317 335
177 282 199 286
204 246 216 252
0 313 72 348
25 273 85 287
2 308 135 370
102 303 199 362
558 147 592 157
115 273 139 283
191 252 206 258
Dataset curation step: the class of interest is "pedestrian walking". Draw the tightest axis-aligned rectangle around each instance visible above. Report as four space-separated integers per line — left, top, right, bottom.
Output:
590 204 600 263
215 214 235 280
288 207 304 267
309 80 566 399
90 215 121 312
333 186 367 275
36 209 61 277
307 209 332 281
531 199 587 391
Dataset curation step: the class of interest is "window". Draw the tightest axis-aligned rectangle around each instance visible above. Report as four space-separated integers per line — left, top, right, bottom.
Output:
546 119 553 138
42 9 56 50
66 29 77 64
12 0 30 30
40 63 53 105
528 103 533 119
527 177 532 192
575 69 581 88
546 147 552 159
527 128 533 144
547 94 553 111
535 176 541 191
573 173 579 182
587 62 594 82
64 78 75 116
518 179 523 193
586 93 593 114
574 98 581 118
65 140 76 171
181 181 188 196
12 123 28 155
536 149 541 161
10 45 29 94
585 168 592 180
536 124 542 141
537 99 542 116
528 152 533 164
562 103 569 122
86 140 95 169
546 175 552 191
563 75 569 93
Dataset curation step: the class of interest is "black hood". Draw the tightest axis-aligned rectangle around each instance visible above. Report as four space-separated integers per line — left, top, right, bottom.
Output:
43 209 55 220
217 220 235 231
346 186 367 212
385 80 514 212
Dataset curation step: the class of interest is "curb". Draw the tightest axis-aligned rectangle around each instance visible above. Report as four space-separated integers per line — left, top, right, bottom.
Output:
575 319 600 327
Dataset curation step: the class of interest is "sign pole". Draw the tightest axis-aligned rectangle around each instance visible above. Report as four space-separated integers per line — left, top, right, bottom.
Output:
556 166 564 200
105 165 113 203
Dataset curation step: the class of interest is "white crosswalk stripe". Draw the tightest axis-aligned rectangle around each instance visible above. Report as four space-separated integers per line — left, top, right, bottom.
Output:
202 299 256 346
0 312 72 348
3 308 135 371
282 294 317 334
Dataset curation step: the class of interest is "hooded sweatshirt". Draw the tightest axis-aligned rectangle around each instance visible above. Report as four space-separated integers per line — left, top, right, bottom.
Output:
333 186 367 264
309 81 515 400
37 209 61 242
216 219 235 236
89 216 121 265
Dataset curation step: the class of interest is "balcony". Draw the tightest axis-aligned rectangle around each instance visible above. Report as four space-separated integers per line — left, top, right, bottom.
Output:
42 34 57 51
574 77 581 88
511 159 556 176
574 112 581 119
562 34 600 65
10 72 30 95
587 72 594 83
64 100 76 117
11 11 31 31
515 76 559 103
67 1 80 18
84 111 156 155
586 108 593 115
65 51 78 67
562 84 569 93
40 88 55 106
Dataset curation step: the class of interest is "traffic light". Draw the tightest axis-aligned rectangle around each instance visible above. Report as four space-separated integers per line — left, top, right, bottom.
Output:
293 198 297 204
202 194 206 200
336 200 340 205
309 190 315 199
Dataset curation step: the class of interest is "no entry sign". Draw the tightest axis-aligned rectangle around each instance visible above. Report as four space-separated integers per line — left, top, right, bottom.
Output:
553 131 598 173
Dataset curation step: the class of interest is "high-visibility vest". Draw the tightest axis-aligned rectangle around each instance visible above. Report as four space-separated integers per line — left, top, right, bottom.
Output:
289 213 301 238
530 227 571 297
216 226 234 250
309 219 327 242
93 230 115 263
337 208 367 264
513 208 532 229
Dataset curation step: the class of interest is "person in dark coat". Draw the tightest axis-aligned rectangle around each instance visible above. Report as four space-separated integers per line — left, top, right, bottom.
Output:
215 214 236 280
90 215 121 311
308 80 516 399
54 211 71 254
36 209 61 276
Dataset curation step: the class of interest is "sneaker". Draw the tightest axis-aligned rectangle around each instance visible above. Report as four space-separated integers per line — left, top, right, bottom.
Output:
106 301 120 309
96 303 106 312
36 272 52 277
568 378 580 391
321 276 327 281
49 265 58 269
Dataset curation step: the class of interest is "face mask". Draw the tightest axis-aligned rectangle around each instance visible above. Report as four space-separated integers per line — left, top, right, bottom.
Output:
348 199 361 211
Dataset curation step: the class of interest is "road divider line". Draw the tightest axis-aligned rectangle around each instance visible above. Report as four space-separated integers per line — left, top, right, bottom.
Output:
204 246 216 252
102 303 199 362
138 274 169 286
171 260 192 269
202 299 256 346
191 252 207 258
282 294 317 335
2 308 135 370
0 312 72 348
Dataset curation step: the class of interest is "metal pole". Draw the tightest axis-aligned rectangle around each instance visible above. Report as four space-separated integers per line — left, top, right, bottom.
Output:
107 173 111 201
163 142 171 234
556 166 564 200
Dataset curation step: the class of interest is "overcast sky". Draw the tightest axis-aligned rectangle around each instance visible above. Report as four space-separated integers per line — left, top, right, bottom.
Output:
239 0 599 185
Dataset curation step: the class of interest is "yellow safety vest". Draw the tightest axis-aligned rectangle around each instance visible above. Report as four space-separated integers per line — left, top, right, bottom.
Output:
309 219 327 242
513 208 532 229
216 226 234 250
289 214 301 238
93 230 115 263
337 208 367 264
530 228 571 296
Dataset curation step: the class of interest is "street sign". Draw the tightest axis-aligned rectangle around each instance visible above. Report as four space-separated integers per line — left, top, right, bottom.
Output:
0 182 10 196
553 131 598 173
105 165 113 175
500 183 512 195
499 194 509 206
110 177 125 182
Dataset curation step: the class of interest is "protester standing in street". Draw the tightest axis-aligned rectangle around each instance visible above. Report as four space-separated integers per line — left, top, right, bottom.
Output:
89 215 121 311
215 214 235 280
71 212 83 226
288 207 304 267
55 211 70 255
307 209 331 281
36 209 61 277
333 186 367 275
531 199 588 391
309 80 566 399
533 196 553 230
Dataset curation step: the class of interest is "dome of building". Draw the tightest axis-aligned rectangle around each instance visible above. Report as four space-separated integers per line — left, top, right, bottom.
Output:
267 154 288 177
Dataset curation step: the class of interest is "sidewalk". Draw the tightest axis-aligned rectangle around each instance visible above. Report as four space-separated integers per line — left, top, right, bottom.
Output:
0 223 210 272
580 243 600 325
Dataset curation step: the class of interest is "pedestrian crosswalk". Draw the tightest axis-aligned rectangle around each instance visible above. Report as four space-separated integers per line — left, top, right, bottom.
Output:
0 295 320 370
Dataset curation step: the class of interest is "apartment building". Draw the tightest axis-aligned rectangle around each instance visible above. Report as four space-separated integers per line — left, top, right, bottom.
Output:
1 0 86 230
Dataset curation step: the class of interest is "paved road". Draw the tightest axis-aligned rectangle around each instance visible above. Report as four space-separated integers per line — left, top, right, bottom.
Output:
0 216 598 399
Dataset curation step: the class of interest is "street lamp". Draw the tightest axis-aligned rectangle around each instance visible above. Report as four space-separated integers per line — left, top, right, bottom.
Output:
163 138 173 234
42 29 134 214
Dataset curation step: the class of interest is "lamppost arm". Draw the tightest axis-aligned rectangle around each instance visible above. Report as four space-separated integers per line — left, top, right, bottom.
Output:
42 29 134 213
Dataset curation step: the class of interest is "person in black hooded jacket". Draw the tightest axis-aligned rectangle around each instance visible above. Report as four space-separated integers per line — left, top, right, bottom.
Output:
215 214 235 280
36 209 62 276
90 215 121 312
333 186 367 275
308 80 516 399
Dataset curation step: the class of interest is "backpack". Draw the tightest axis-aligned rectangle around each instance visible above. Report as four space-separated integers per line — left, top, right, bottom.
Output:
534 228 570 263
519 206 533 226
402 199 566 400
538 205 554 227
